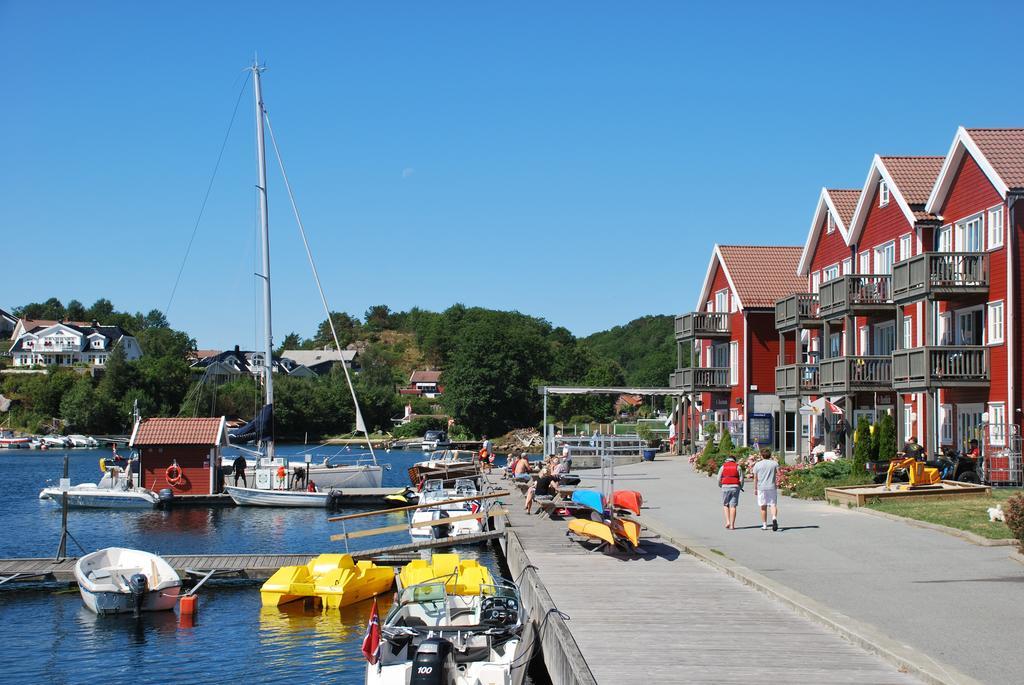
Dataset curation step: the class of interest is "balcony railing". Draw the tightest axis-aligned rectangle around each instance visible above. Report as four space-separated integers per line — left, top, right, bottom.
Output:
669 367 731 393
818 274 894 319
674 312 731 340
892 346 990 390
892 252 989 303
819 355 893 393
775 293 820 330
775 363 819 396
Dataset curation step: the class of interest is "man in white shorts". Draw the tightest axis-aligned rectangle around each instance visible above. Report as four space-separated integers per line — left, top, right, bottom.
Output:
752 448 779 531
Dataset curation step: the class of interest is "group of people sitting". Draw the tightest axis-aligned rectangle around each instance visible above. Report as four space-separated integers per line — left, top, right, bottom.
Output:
517 454 571 514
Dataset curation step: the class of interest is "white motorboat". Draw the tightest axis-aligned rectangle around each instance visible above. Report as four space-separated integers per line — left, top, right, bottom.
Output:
223 454 383 489
39 462 160 509
0 436 31 449
42 435 72 448
75 547 181 615
365 578 525 685
224 484 339 508
409 479 487 539
68 434 100 448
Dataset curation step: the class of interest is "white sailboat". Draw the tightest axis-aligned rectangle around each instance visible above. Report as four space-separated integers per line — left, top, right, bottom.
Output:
224 61 383 507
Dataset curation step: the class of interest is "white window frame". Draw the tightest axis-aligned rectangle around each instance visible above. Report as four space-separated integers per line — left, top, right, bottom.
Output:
879 180 890 207
988 301 1004 345
729 341 739 386
874 240 896 275
899 233 913 261
903 316 912 349
826 212 835 234
940 404 953 444
903 404 914 442
842 257 852 275
715 289 730 313
987 206 1004 249
858 326 869 355
989 402 1007 446
859 251 871 274
955 214 984 252
822 263 840 283
811 271 821 293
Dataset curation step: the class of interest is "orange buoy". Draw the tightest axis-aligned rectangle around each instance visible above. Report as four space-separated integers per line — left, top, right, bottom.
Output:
179 594 198 615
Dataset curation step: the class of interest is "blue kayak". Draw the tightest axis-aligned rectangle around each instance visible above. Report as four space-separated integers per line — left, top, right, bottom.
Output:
571 489 605 514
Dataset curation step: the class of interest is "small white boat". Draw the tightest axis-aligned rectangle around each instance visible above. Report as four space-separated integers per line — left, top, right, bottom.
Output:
76 547 181 615
366 577 525 685
39 464 160 509
409 479 487 539
0 436 31 449
68 434 100 448
42 435 72 448
224 484 339 508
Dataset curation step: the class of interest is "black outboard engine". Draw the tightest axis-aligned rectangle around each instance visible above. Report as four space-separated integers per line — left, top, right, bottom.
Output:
127 573 149 618
431 511 451 539
158 488 174 508
409 637 453 685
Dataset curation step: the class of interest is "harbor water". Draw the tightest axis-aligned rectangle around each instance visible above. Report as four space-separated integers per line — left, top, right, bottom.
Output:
0 445 509 684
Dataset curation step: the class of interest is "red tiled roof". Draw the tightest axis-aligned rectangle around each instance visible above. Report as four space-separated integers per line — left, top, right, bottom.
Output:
411 370 442 383
825 189 860 227
21 319 92 331
967 128 1024 189
718 245 806 308
191 349 221 360
880 156 944 206
132 418 223 446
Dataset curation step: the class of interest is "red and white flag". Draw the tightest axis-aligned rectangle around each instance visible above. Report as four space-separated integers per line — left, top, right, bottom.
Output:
361 598 381 664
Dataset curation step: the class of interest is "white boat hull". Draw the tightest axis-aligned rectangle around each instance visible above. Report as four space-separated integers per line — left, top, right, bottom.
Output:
40 486 159 509
298 464 383 488
75 547 181 615
225 485 332 507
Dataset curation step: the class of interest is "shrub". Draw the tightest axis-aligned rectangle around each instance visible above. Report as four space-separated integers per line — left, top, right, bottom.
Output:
869 421 881 462
877 414 897 461
718 428 735 456
853 417 872 471
1004 494 1024 553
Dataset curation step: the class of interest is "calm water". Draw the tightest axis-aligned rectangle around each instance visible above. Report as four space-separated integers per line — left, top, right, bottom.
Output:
0 445 509 684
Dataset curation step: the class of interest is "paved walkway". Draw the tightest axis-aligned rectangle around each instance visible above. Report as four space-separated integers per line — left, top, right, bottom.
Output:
498 476 917 684
615 455 1023 684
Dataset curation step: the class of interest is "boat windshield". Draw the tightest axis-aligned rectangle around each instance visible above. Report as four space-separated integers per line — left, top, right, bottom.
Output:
400 582 448 607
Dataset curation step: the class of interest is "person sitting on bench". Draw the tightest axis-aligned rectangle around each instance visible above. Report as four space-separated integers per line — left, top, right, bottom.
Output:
524 467 557 514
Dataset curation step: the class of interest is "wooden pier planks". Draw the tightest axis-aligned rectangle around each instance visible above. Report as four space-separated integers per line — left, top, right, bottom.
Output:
490 474 918 685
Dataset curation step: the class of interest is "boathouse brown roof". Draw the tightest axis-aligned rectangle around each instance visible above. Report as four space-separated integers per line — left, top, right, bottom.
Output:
716 245 806 309
411 370 442 383
131 417 226 446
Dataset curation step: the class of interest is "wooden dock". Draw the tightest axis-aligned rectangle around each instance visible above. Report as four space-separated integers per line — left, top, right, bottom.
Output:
490 475 919 685
168 487 403 507
0 530 503 584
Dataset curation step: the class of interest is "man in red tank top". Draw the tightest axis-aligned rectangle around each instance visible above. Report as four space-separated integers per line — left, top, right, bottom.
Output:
717 455 744 529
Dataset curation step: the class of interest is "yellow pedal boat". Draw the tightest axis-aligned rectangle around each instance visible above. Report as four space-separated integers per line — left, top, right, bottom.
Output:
567 518 616 546
397 553 493 595
261 554 394 609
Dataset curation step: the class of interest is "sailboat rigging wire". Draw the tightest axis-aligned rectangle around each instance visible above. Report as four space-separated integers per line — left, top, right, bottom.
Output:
165 71 252 319
262 111 378 462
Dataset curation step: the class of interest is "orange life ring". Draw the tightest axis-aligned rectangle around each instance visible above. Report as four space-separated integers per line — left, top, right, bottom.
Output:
166 464 183 486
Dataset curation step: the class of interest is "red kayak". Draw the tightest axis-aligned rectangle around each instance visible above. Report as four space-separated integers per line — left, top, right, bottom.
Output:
612 490 643 516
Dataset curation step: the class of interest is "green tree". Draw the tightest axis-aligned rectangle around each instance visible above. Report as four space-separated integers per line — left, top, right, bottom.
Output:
66 299 87 320
869 420 881 462
718 427 736 456
353 344 401 432
15 297 66 320
877 413 897 461
142 309 169 329
853 416 873 469
87 298 115 322
276 332 302 355
313 312 361 349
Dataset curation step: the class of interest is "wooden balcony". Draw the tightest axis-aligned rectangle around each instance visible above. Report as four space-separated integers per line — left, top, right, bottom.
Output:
818 274 895 320
775 363 819 397
674 312 731 341
668 367 731 393
775 294 821 331
819 356 892 394
891 252 989 303
892 346 990 391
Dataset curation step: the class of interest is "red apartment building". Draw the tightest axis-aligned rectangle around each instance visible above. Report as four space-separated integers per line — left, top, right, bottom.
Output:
671 245 805 450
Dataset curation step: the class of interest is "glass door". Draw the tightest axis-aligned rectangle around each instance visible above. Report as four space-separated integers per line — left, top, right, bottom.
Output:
957 404 984 450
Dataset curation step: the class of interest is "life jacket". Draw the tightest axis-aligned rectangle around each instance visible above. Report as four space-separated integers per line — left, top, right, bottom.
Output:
720 460 740 486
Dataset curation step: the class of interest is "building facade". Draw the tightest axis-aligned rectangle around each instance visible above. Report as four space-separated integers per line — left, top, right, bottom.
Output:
9 321 142 367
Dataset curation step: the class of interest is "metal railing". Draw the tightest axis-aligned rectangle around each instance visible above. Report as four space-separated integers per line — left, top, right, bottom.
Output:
891 346 990 389
775 293 819 330
892 252 989 302
675 312 731 340
818 274 893 318
775 363 819 396
819 355 892 392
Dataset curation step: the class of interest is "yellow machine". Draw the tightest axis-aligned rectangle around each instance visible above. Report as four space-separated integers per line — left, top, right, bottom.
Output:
261 554 394 608
885 456 942 490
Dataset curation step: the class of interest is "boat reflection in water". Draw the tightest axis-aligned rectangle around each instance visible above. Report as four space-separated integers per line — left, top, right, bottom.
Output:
259 595 396 675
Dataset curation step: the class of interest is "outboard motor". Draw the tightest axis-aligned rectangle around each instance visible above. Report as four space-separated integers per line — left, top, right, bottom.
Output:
127 573 149 618
431 511 451 539
409 637 453 685
158 488 175 509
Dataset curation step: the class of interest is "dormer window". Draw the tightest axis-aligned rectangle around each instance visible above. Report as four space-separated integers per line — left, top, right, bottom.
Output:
826 212 835 234
879 180 890 207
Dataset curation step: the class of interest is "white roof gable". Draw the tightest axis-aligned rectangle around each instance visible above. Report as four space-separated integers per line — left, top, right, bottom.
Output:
847 155 918 246
926 126 1010 215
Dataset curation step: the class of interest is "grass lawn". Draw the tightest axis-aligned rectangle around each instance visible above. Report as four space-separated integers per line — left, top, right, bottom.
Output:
866 488 1023 540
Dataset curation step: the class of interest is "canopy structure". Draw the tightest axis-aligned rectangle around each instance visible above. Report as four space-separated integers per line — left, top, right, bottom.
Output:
537 386 687 456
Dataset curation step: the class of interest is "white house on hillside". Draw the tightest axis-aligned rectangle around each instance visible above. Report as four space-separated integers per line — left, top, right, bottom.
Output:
9 321 142 367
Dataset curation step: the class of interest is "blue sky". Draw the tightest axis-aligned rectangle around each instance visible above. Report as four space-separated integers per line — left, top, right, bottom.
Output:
2 2 1020 349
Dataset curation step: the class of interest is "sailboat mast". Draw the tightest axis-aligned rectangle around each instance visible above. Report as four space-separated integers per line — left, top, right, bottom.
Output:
252 61 275 457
